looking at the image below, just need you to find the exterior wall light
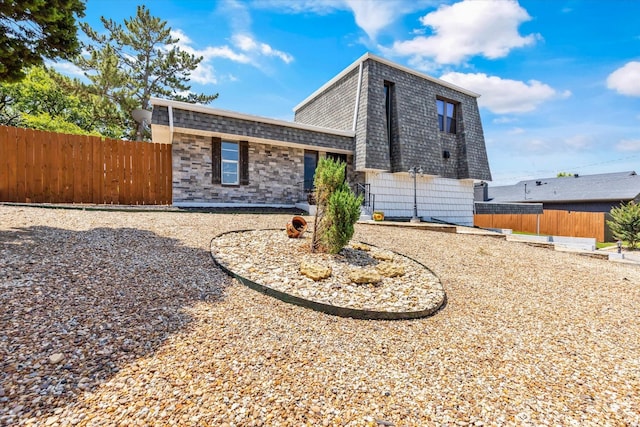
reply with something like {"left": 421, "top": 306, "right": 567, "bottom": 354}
{"left": 408, "top": 166, "right": 423, "bottom": 223}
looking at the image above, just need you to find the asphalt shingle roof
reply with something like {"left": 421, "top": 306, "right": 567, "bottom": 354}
{"left": 488, "top": 171, "right": 640, "bottom": 203}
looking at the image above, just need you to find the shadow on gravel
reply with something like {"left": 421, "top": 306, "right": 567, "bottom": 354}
{"left": 0, "top": 226, "right": 231, "bottom": 424}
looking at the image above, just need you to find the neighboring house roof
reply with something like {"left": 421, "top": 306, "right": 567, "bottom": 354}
{"left": 488, "top": 171, "right": 640, "bottom": 203}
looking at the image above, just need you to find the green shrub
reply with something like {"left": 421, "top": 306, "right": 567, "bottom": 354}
{"left": 311, "top": 157, "right": 362, "bottom": 253}
{"left": 323, "top": 185, "right": 363, "bottom": 253}
{"left": 607, "top": 201, "right": 640, "bottom": 249}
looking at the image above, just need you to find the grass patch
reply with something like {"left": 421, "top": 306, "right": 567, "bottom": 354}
{"left": 596, "top": 242, "right": 618, "bottom": 250}
{"left": 512, "top": 230, "right": 548, "bottom": 236}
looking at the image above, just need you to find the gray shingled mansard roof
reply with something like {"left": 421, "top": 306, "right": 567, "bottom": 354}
{"left": 488, "top": 171, "right": 640, "bottom": 203}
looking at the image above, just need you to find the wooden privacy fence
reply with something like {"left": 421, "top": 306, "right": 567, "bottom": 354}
{"left": 0, "top": 126, "right": 172, "bottom": 205}
{"left": 474, "top": 210, "right": 610, "bottom": 242}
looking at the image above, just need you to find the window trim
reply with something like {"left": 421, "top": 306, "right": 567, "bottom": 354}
{"left": 221, "top": 141, "right": 239, "bottom": 185}
{"left": 384, "top": 81, "right": 394, "bottom": 146}
{"left": 437, "top": 98, "right": 458, "bottom": 134}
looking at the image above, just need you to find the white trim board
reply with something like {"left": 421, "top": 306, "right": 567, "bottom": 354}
{"left": 152, "top": 124, "right": 353, "bottom": 155}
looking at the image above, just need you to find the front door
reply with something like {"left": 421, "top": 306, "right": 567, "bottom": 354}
{"left": 304, "top": 151, "right": 318, "bottom": 191}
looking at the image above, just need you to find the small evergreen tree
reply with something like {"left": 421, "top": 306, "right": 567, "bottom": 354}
{"left": 311, "top": 157, "right": 362, "bottom": 254}
{"left": 607, "top": 201, "right": 640, "bottom": 249}
{"left": 324, "top": 186, "right": 362, "bottom": 253}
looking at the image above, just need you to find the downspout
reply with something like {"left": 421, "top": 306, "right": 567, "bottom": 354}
{"left": 352, "top": 60, "right": 366, "bottom": 214}
{"left": 168, "top": 104, "right": 174, "bottom": 142}
{"left": 352, "top": 60, "right": 363, "bottom": 132}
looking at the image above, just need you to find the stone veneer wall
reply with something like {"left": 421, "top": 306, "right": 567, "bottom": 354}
{"left": 360, "top": 60, "right": 490, "bottom": 180}
{"left": 294, "top": 67, "right": 360, "bottom": 131}
{"left": 366, "top": 172, "right": 475, "bottom": 226}
{"left": 292, "top": 57, "right": 491, "bottom": 181}
{"left": 172, "top": 132, "right": 305, "bottom": 205}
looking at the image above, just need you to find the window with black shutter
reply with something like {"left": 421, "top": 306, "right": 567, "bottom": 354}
{"left": 212, "top": 137, "right": 221, "bottom": 184}
{"left": 212, "top": 137, "right": 249, "bottom": 185}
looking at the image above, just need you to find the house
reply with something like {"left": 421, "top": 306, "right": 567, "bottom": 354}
{"left": 477, "top": 171, "right": 640, "bottom": 213}
{"left": 150, "top": 52, "right": 492, "bottom": 225}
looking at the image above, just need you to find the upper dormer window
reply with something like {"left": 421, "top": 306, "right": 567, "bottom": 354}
{"left": 437, "top": 98, "right": 457, "bottom": 134}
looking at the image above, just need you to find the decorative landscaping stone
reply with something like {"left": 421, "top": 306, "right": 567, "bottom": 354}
{"left": 375, "top": 261, "right": 405, "bottom": 278}
{"left": 350, "top": 242, "right": 371, "bottom": 251}
{"left": 211, "top": 230, "right": 443, "bottom": 313}
{"left": 48, "top": 353, "right": 65, "bottom": 365}
{"left": 299, "top": 261, "right": 332, "bottom": 281}
{"left": 348, "top": 268, "right": 382, "bottom": 285}
{"left": 372, "top": 251, "right": 394, "bottom": 261}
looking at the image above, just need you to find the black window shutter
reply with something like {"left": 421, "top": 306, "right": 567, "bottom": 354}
{"left": 212, "top": 137, "right": 221, "bottom": 184}
{"left": 239, "top": 141, "right": 249, "bottom": 185}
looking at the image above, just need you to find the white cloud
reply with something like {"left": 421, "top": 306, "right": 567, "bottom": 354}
{"left": 189, "top": 63, "right": 218, "bottom": 85}
{"left": 616, "top": 139, "right": 640, "bottom": 152}
{"left": 525, "top": 138, "right": 551, "bottom": 153}
{"left": 493, "top": 116, "right": 517, "bottom": 124}
{"left": 508, "top": 127, "right": 525, "bottom": 135}
{"left": 345, "top": 0, "right": 424, "bottom": 40}
{"left": 606, "top": 61, "right": 640, "bottom": 96}
{"left": 172, "top": 30, "right": 252, "bottom": 64}
{"left": 440, "top": 72, "right": 566, "bottom": 114}
{"left": 390, "top": 0, "right": 539, "bottom": 65}
{"left": 47, "top": 61, "right": 85, "bottom": 78}
{"left": 253, "top": 0, "right": 432, "bottom": 40}
{"left": 169, "top": 27, "right": 293, "bottom": 86}
{"left": 251, "top": 0, "right": 343, "bottom": 15}
{"left": 563, "top": 134, "right": 592, "bottom": 150}
{"left": 232, "top": 34, "right": 293, "bottom": 63}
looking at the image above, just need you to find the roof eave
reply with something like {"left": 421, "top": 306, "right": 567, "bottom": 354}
{"left": 292, "top": 52, "right": 481, "bottom": 113}
{"left": 150, "top": 97, "right": 355, "bottom": 138}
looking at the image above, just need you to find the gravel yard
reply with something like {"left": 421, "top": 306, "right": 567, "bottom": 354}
{"left": 1, "top": 205, "right": 639, "bottom": 426}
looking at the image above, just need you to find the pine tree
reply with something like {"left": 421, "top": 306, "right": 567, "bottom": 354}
{"left": 75, "top": 5, "right": 218, "bottom": 140}
{"left": 607, "top": 201, "right": 640, "bottom": 249}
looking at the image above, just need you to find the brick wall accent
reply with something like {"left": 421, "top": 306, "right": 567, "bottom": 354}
{"left": 172, "top": 132, "right": 304, "bottom": 205}
{"left": 172, "top": 132, "right": 358, "bottom": 206}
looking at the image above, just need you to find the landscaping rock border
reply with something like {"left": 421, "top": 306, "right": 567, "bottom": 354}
{"left": 210, "top": 229, "right": 446, "bottom": 320}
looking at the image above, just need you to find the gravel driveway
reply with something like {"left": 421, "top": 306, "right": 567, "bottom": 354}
{"left": 1, "top": 205, "right": 638, "bottom": 426}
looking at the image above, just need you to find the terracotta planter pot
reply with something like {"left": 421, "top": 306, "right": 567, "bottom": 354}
{"left": 286, "top": 216, "right": 308, "bottom": 238}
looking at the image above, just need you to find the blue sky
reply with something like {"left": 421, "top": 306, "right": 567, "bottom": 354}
{"left": 61, "top": 0, "right": 640, "bottom": 185}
